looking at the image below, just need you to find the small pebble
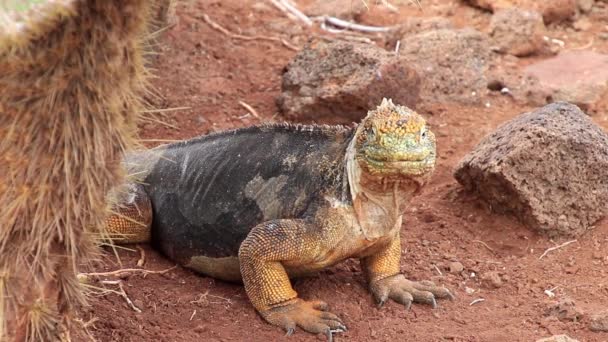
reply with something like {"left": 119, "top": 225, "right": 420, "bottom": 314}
{"left": 481, "top": 271, "right": 503, "bottom": 289}
{"left": 590, "top": 310, "right": 608, "bottom": 332}
{"left": 449, "top": 261, "right": 464, "bottom": 273}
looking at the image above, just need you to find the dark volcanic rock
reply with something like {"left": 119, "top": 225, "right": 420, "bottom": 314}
{"left": 489, "top": 8, "right": 546, "bottom": 57}
{"left": 463, "top": 0, "right": 577, "bottom": 24}
{"left": 455, "top": 102, "right": 608, "bottom": 237}
{"left": 385, "top": 16, "right": 454, "bottom": 48}
{"left": 277, "top": 40, "right": 420, "bottom": 124}
{"left": 397, "top": 28, "right": 491, "bottom": 104}
{"left": 589, "top": 310, "right": 608, "bottom": 332}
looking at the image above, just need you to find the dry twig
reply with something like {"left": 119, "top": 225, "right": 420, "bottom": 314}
{"left": 98, "top": 280, "right": 142, "bottom": 313}
{"left": 432, "top": 264, "right": 443, "bottom": 276}
{"left": 469, "top": 298, "right": 485, "bottom": 306}
{"left": 136, "top": 245, "right": 146, "bottom": 267}
{"left": 473, "top": 240, "right": 496, "bottom": 254}
{"left": 269, "top": 0, "right": 313, "bottom": 26}
{"left": 191, "top": 289, "right": 233, "bottom": 306}
{"left": 539, "top": 240, "right": 577, "bottom": 259}
{"left": 202, "top": 14, "right": 298, "bottom": 51}
{"left": 319, "top": 16, "right": 391, "bottom": 33}
{"left": 238, "top": 100, "right": 261, "bottom": 119}
{"left": 79, "top": 265, "right": 176, "bottom": 279}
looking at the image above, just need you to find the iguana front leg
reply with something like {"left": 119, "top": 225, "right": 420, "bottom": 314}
{"left": 238, "top": 219, "right": 347, "bottom": 337}
{"left": 361, "top": 233, "right": 454, "bottom": 309}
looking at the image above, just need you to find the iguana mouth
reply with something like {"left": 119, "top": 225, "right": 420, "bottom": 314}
{"left": 363, "top": 157, "right": 435, "bottom": 176}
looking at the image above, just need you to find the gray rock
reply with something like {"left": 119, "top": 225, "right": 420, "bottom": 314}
{"left": 454, "top": 102, "right": 608, "bottom": 237}
{"left": 449, "top": 261, "right": 464, "bottom": 273}
{"left": 397, "top": 28, "right": 491, "bottom": 104}
{"left": 577, "top": 0, "right": 595, "bottom": 13}
{"left": 463, "top": 0, "right": 577, "bottom": 23}
{"left": 489, "top": 8, "right": 546, "bottom": 57}
{"left": 536, "top": 335, "right": 579, "bottom": 342}
{"left": 481, "top": 271, "right": 503, "bottom": 288}
{"left": 385, "top": 16, "right": 454, "bottom": 48}
{"left": 589, "top": 310, "right": 608, "bottom": 332}
{"left": 277, "top": 40, "right": 420, "bottom": 123}
{"left": 545, "top": 298, "right": 584, "bottom": 322}
{"left": 524, "top": 51, "right": 608, "bottom": 110}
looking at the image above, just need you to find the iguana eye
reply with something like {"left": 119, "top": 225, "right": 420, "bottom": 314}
{"left": 367, "top": 126, "right": 376, "bottom": 136}
{"left": 420, "top": 128, "right": 427, "bottom": 139}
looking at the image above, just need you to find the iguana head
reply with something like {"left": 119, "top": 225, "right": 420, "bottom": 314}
{"left": 353, "top": 98, "right": 436, "bottom": 183}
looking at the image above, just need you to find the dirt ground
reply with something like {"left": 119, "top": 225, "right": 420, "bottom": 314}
{"left": 77, "top": 1, "right": 608, "bottom": 341}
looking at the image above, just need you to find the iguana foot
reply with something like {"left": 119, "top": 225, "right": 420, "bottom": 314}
{"left": 261, "top": 299, "right": 347, "bottom": 339}
{"left": 371, "top": 274, "right": 454, "bottom": 309}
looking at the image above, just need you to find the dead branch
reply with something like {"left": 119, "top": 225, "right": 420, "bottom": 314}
{"left": 202, "top": 14, "right": 298, "bottom": 51}
{"left": 319, "top": 15, "right": 391, "bottom": 33}
{"left": 539, "top": 239, "right": 577, "bottom": 259}
{"left": 473, "top": 240, "right": 496, "bottom": 254}
{"left": 136, "top": 245, "right": 146, "bottom": 267}
{"left": 469, "top": 298, "right": 485, "bottom": 306}
{"left": 79, "top": 265, "right": 176, "bottom": 280}
{"left": 238, "top": 100, "right": 261, "bottom": 119}
{"left": 99, "top": 280, "right": 142, "bottom": 313}
{"left": 269, "top": 0, "right": 313, "bottom": 26}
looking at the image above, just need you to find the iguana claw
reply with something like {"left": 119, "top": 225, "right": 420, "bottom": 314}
{"left": 371, "top": 274, "right": 452, "bottom": 310}
{"left": 262, "top": 299, "right": 346, "bottom": 339}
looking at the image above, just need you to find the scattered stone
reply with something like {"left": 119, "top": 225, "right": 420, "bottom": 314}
{"left": 481, "top": 271, "right": 503, "bottom": 288}
{"left": 277, "top": 40, "right": 420, "bottom": 123}
{"left": 463, "top": 0, "right": 577, "bottom": 24}
{"left": 454, "top": 102, "right": 608, "bottom": 237}
{"left": 573, "top": 17, "right": 593, "bottom": 31}
{"left": 545, "top": 298, "right": 584, "bottom": 322}
{"left": 397, "top": 28, "right": 491, "bottom": 104}
{"left": 303, "top": 0, "right": 366, "bottom": 20}
{"left": 524, "top": 51, "right": 608, "bottom": 110}
{"left": 589, "top": 310, "right": 608, "bottom": 332}
{"left": 489, "top": 8, "right": 546, "bottom": 56}
{"left": 577, "top": 0, "right": 595, "bottom": 13}
{"left": 449, "top": 261, "right": 464, "bottom": 273}
{"left": 536, "top": 335, "right": 580, "bottom": 342}
{"left": 385, "top": 16, "right": 454, "bottom": 48}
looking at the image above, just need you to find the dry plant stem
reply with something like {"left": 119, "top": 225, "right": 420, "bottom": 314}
{"left": 202, "top": 14, "right": 298, "bottom": 51}
{"left": 539, "top": 240, "right": 577, "bottom": 259}
{"left": 141, "top": 106, "right": 191, "bottom": 113}
{"left": 320, "top": 16, "right": 391, "bottom": 33}
{"left": 99, "top": 280, "right": 142, "bottom": 313}
{"left": 470, "top": 298, "right": 485, "bottom": 306}
{"left": 136, "top": 245, "right": 146, "bottom": 267}
{"left": 270, "top": 0, "right": 313, "bottom": 26}
{"left": 79, "top": 265, "right": 176, "bottom": 279}
{"left": 473, "top": 240, "right": 495, "bottom": 254}
{"left": 238, "top": 101, "right": 261, "bottom": 119}
{"left": 319, "top": 34, "right": 374, "bottom": 44}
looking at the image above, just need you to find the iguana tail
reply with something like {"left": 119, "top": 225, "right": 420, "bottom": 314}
{"left": 105, "top": 182, "right": 153, "bottom": 244}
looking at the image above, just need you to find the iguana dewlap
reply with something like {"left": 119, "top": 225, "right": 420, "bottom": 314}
{"left": 106, "top": 98, "right": 453, "bottom": 339}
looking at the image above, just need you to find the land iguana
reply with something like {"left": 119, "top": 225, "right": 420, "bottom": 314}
{"left": 105, "top": 98, "right": 453, "bottom": 339}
